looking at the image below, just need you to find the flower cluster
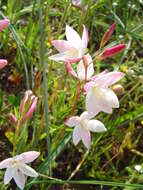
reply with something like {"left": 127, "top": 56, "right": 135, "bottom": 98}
{"left": 49, "top": 24, "right": 125, "bottom": 150}
{"left": 0, "top": 20, "right": 39, "bottom": 189}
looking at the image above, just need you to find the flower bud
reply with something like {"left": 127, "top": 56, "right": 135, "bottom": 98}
{"left": 10, "top": 113, "right": 18, "bottom": 124}
{"left": 20, "top": 90, "right": 38, "bottom": 123}
{"left": 0, "top": 59, "right": 7, "bottom": 69}
{"left": 112, "top": 84, "right": 125, "bottom": 96}
{"left": 101, "top": 44, "right": 126, "bottom": 59}
{"left": 0, "top": 19, "right": 10, "bottom": 30}
{"left": 100, "top": 23, "right": 115, "bottom": 48}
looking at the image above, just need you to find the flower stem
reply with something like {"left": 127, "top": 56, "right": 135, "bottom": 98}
{"left": 37, "top": 0, "right": 51, "bottom": 175}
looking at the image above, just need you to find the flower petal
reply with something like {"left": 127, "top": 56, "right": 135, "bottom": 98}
{"left": 13, "top": 170, "right": 25, "bottom": 190}
{"left": 87, "top": 120, "right": 107, "bottom": 132}
{"left": 66, "top": 25, "right": 81, "bottom": 49}
{"left": 4, "top": 167, "right": 13, "bottom": 185}
{"left": 77, "top": 54, "right": 94, "bottom": 81}
{"left": 72, "top": 126, "right": 81, "bottom": 145}
{"left": 86, "top": 87, "right": 112, "bottom": 117}
{"left": 80, "top": 111, "right": 90, "bottom": 120}
{"left": 19, "top": 163, "right": 38, "bottom": 177}
{"left": 20, "top": 151, "right": 40, "bottom": 164}
{"left": 93, "top": 71, "right": 125, "bottom": 88}
{"left": 81, "top": 25, "right": 88, "bottom": 54}
{"left": 66, "top": 62, "right": 78, "bottom": 78}
{"left": 65, "top": 116, "right": 79, "bottom": 127}
{"left": 51, "top": 40, "right": 72, "bottom": 53}
{"left": 49, "top": 52, "right": 67, "bottom": 61}
{"left": 0, "top": 158, "right": 12, "bottom": 169}
{"left": 80, "top": 127, "right": 91, "bottom": 150}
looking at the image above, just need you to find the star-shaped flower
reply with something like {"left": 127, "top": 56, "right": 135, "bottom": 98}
{"left": 0, "top": 151, "right": 40, "bottom": 190}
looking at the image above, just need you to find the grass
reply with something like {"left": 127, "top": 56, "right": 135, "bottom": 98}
{"left": 0, "top": 0, "right": 143, "bottom": 189}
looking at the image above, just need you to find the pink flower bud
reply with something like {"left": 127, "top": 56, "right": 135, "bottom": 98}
{"left": 20, "top": 90, "right": 32, "bottom": 115}
{"left": 100, "top": 23, "right": 115, "bottom": 48}
{"left": 0, "top": 19, "right": 10, "bottom": 30}
{"left": 10, "top": 113, "right": 18, "bottom": 124}
{"left": 102, "top": 44, "right": 126, "bottom": 59}
{"left": 0, "top": 59, "right": 7, "bottom": 69}
{"left": 23, "top": 96, "right": 38, "bottom": 123}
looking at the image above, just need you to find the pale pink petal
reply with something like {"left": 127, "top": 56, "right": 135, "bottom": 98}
{"left": 0, "top": 158, "right": 12, "bottom": 169}
{"left": 77, "top": 60, "right": 86, "bottom": 80}
{"left": 49, "top": 52, "right": 67, "bottom": 61}
{"left": 13, "top": 170, "right": 25, "bottom": 190}
{"left": 80, "top": 127, "right": 91, "bottom": 150}
{"left": 104, "top": 88, "right": 119, "bottom": 108}
{"left": 81, "top": 25, "right": 88, "bottom": 54}
{"left": 86, "top": 87, "right": 112, "bottom": 117}
{"left": 66, "top": 25, "right": 81, "bottom": 49}
{"left": 93, "top": 71, "right": 125, "bottom": 88}
{"left": 87, "top": 120, "right": 107, "bottom": 132}
{"left": 19, "top": 163, "right": 38, "bottom": 177}
{"left": 4, "top": 167, "right": 13, "bottom": 185}
{"left": 23, "top": 97, "right": 37, "bottom": 122}
{"left": 51, "top": 40, "right": 73, "bottom": 53}
{"left": 65, "top": 116, "right": 79, "bottom": 127}
{"left": 91, "top": 70, "right": 107, "bottom": 81}
{"left": 83, "top": 81, "right": 95, "bottom": 93}
{"left": 72, "top": 126, "right": 81, "bottom": 145}
{"left": 20, "top": 151, "right": 40, "bottom": 164}
{"left": 80, "top": 111, "right": 89, "bottom": 120}
{"left": 66, "top": 62, "right": 78, "bottom": 78}
{"left": 0, "top": 19, "right": 9, "bottom": 30}
{"left": 0, "top": 59, "right": 7, "bottom": 69}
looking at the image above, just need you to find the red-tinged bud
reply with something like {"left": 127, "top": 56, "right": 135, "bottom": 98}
{"left": 100, "top": 23, "right": 115, "bottom": 48}
{"left": 10, "top": 113, "right": 18, "bottom": 124}
{"left": 102, "top": 44, "right": 126, "bottom": 59}
{"left": 23, "top": 96, "right": 37, "bottom": 123}
{"left": 0, "top": 19, "right": 10, "bottom": 30}
{"left": 0, "top": 59, "right": 7, "bottom": 69}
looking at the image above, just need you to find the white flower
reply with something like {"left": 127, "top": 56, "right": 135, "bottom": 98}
{"left": 49, "top": 25, "right": 88, "bottom": 62}
{"left": 66, "top": 112, "right": 106, "bottom": 150}
{"left": 84, "top": 71, "right": 125, "bottom": 117}
{"left": 0, "top": 151, "right": 40, "bottom": 190}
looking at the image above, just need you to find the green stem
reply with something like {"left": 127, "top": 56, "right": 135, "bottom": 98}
{"left": 37, "top": 0, "right": 51, "bottom": 175}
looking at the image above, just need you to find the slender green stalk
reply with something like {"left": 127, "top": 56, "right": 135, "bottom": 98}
{"left": 37, "top": 0, "right": 51, "bottom": 174}
{"left": 26, "top": 179, "right": 143, "bottom": 189}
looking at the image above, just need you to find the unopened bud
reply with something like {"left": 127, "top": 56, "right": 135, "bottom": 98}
{"left": 112, "top": 84, "right": 125, "bottom": 96}
{"left": 10, "top": 113, "right": 18, "bottom": 124}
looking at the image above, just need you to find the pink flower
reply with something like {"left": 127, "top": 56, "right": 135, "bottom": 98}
{"left": 101, "top": 44, "right": 126, "bottom": 59}
{"left": 0, "top": 19, "right": 10, "bottom": 30}
{"left": 84, "top": 71, "right": 125, "bottom": 117}
{"left": 66, "top": 54, "right": 94, "bottom": 81}
{"left": 0, "top": 59, "right": 7, "bottom": 69}
{"left": 0, "top": 151, "right": 40, "bottom": 190}
{"left": 49, "top": 25, "right": 88, "bottom": 62}
{"left": 66, "top": 112, "right": 106, "bottom": 150}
